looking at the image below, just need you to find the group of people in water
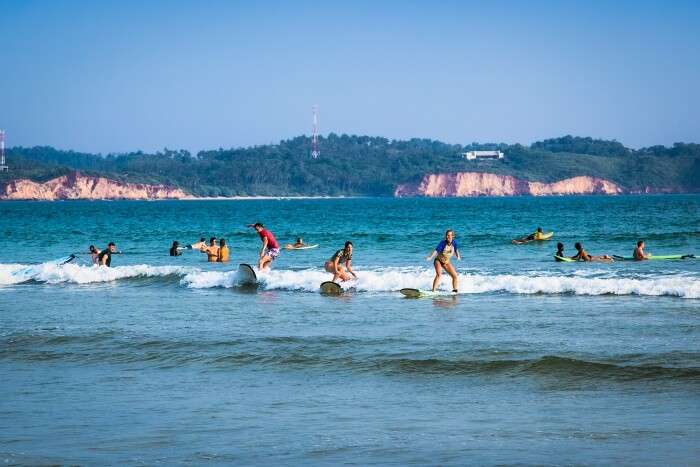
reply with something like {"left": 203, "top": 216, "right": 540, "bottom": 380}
{"left": 555, "top": 239, "right": 651, "bottom": 262}
{"left": 87, "top": 224, "right": 659, "bottom": 293}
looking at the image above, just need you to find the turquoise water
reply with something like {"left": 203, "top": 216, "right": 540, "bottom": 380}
{"left": 1, "top": 196, "right": 699, "bottom": 465}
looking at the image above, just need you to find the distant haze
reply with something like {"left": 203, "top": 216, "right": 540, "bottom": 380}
{"left": 1, "top": 0, "right": 699, "bottom": 153}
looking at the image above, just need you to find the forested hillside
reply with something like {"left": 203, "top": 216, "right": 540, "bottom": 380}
{"left": 1, "top": 135, "right": 698, "bottom": 196}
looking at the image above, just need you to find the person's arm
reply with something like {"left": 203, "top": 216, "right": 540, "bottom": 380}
{"left": 99, "top": 254, "right": 108, "bottom": 266}
{"left": 455, "top": 242, "right": 461, "bottom": 260}
{"left": 260, "top": 237, "right": 268, "bottom": 258}
{"left": 427, "top": 241, "right": 441, "bottom": 261}
{"left": 345, "top": 259, "right": 357, "bottom": 278}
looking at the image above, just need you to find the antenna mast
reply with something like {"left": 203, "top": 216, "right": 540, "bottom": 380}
{"left": 311, "top": 105, "right": 320, "bottom": 158}
{"left": 0, "top": 130, "right": 7, "bottom": 172}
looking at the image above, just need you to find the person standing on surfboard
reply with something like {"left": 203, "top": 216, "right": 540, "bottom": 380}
{"left": 325, "top": 241, "right": 356, "bottom": 282}
{"left": 250, "top": 222, "right": 280, "bottom": 271}
{"left": 426, "top": 230, "right": 461, "bottom": 292}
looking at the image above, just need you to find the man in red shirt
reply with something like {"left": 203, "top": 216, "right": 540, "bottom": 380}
{"left": 250, "top": 222, "right": 280, "bottom": 271}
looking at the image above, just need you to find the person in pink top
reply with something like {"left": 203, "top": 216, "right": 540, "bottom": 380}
{"left": 249, "top": 222, "right": 280, "bottom": 271}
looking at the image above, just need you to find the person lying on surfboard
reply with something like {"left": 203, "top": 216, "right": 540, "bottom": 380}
{"left": 285, "top": 237, "right": 307, "bottom": 249}
{"left": 325, "top": 241, "right": 356, "bottom": 282}
{"left": 633, "top": 240, "right": 651, "bottom": 260}
{"left": 426, "top": 229, "right": 461, "bottom": 292}
{"left": 571, "top": 242, "right": 613, "bottom": 262}
{"left": 513, "top": 227, "right": 547, "bottom": 244}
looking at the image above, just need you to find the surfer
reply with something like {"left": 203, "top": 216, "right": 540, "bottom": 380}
{"left": 513, "top": 227, "right": 546, "bottom": 244}
{"left": 426, "top": 229, "right": 461, "bottom": 292}
{"left": 325, "top": 241, "right": 356, "bottom": 282}
{"left": 88, "top": 245, "right": 100, "bottom": 264}
{"left": 200, "top": 237, "right": 219, "bottom": 262}
{"left": 286, "top": 237, "right": 306, "bottom": 249}
{"left": 98, "top": 242, "right": 118, "bottom": 267}
{"left": 169, "top": 241, "right": 181, "bottom": 256}
{"left": 218, "top": 238, "right": 230, "bottom": 262}
{"left": 572, "top": 242, "right": 613, "bottom": 262}
{"left": 554, "top": 242, "right": 565, "bottom": 260}
{"left": 633, "top": 240, "right": 651, "bottom": 260}
{"left": 249, "top": 222, "right": 280, "bottom": 271}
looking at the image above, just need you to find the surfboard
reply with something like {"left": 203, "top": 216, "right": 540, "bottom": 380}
{"left": 237, "top": 263, "right": 258, "bottom": 285}
{"left": 554, "top": 255, "right": 575, "bottom": 262}
{"left": 399, "top": 288, "right": 457, "bottom": 298}
{"left": 11, "top": 254, "right": 76, "bottom": 278}
{"left": 320, "top": 281, "right": 343, "bottom": 295}
{"left": 284, "top": 244, "right": 319, "bottom": 250}
{"left": 612, "top": 254, "right": 695, "bottom": 261}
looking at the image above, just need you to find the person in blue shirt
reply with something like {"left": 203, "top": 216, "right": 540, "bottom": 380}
{"left": 426, "top": 229, "right": 461, "bottom": 292}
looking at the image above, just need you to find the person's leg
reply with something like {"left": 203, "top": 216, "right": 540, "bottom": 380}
{"left": 432, "top": 261, "right": 443, "bottom": 291}
{"left": 334, "top": 265, "right": 346, "bottom": 282}
{"left": 260, "top": 255, "right": 272, "bottom": 270}
{"left": 444, "top": 263, "right": 459, "bottom": 292}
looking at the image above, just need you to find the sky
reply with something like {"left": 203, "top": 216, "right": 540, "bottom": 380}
{"left": 1, "top": 0, "right": 699, "bottom": 153}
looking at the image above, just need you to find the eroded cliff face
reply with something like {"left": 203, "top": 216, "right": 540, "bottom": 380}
{"left": 394, "top": 172, "right": 624, "bottom": 197}
{"left": 0, "top": 173, "right": 191, "bottom": 200}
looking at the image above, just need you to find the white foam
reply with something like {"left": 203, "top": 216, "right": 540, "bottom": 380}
{"left": 182, "top": 266, "right": 700, "bottom": 299}
{"left": 0, "top": 262, "right": 196, "bottom": 285}
{"left": 1, "top": 262, "right": 698, "bottom": 298}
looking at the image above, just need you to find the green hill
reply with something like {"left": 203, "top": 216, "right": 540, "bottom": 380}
{"left": 1, "top": 135, "right": 698, "bottom": 196}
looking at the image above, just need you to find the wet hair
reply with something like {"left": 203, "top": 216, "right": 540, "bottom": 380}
{"left": 89, "top": 245, "right": 97, "bottom": 253}
{"left": 209, "top": 237, "right": 216, "bottom": 244}
{"left": 200, "top": 237, "right": 205, "bottom": 242}
{"left": 172, "top": 241, "right": 179, "bottom": 247}
{"left": 574, "top": 242, "right": 582, "bottom": 250}
{"left": 344, "top": 241, "right": 353, "bottom": 251}
{"left": 537, "top": 227, "right": 542, "bottom": 232}
{"left": 108, "top": 242, "right": 115, "bottom": 247}
{"left": 254, "top": 222, "right": 264, "bottom": 229}
{"left": 557, "top": 242, "right": 564, "bottom": 250}
{"left": 445, "top": 229, "right": 454, "bottom": 237}
{"left": 296, "top": 237, "right": 302, "bottom": 243}
{"left": 220, "top": 239, "right": 226, "bottom": 247}
{"left": 637, "top": 240, "right": 644, "bottom": 247}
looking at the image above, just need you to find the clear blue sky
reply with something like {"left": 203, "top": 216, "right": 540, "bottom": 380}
{"left": 1, "top": 0, "right": 699, "bottom": 153}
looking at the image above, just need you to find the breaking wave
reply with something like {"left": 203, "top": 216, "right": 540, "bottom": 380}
{"left": 1, "top": 262, "right": 698, "bottom": 298}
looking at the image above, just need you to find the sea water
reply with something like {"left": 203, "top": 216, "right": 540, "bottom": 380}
{"left": 0, "top": 196, "right": 698, "bottom": 465}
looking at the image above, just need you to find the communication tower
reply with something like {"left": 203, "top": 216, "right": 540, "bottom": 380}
{"left": 311, "top": 106, "right": 320, "bottom": 158}
{"left": 0, "top": 130, "right": 8, "bottom": 172}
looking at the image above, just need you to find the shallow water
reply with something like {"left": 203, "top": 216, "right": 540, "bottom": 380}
{"left": 1, "top": 196, "right": 698, "bottom": 465}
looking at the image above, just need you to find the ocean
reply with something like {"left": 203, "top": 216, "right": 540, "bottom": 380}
{"left": 1, "top": 195, "right": 698, "bottom": 465}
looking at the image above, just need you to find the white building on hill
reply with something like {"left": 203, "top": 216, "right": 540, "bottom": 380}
{"left": 461, "top": 150, "right": 504, "bottom": 161}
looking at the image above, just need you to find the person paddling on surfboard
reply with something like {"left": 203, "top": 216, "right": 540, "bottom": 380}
{"left": 325, "top": 241, "right": 356, "bottom": 282}
{"left": 249, "top": 222, "right": 280, "bottom": 271}
{"left": 513, "top": 227, "right": 547, "bottom": 244}
{"left": 571, "top": 242, "right": 613, "bottom": 262}
{"left": 286, "top": 237, "right": 306, "bottom": 249}
{"left": 426, "top": 230, "right": 461, "bottom": 292}
{"left": 633, "top": 240, "right": 651, "bottom": 260}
